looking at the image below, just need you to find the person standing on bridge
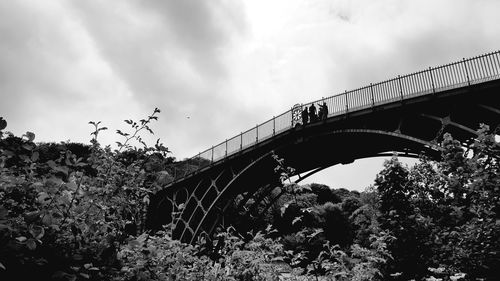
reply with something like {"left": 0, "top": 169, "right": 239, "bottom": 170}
{"left": 301, "top": 106, "right": 309, "bottom": 125}
{"left": 309, "top": 103, "right": 317, "bottom": 122}
{"left": 318, "top": 103, "right": 324, "bottom": 120}
{"left": 320, "top": 102, "right": 328, "bottom": 120}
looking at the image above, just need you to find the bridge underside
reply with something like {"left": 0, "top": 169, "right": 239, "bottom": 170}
{"left": 147, "top": 79, "right": 500, "bottom": 244}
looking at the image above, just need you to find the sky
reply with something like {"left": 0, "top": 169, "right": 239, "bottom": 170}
{"left": 1, "top": 0, "right": 499, "bottom": 191}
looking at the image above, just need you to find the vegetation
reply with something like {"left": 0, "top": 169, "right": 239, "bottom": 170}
{"left": 0, "top": 112, "right": 498, "bottom": 280}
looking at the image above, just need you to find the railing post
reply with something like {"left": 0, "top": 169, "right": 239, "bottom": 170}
{"left": 344, "top": 90, "right": 348, "bottom": 114}
{"left": 370, "top": 83, "right": 374, "bottom": 107}
{"left": 255, "top": 125, "right": 258, "bottom": 144}
{"left": 225, "top": 140, "right": 228, "bottom": 157}
{"left": 463, "top": 58, "right": 470, "bottom": 86}
{"left": 495, "top": 52, "right": 500, "bottom": 76}
{"left": 398, "top": 75, "right": 403, "bottom": 100}
{"left": 273, "top": 116, "right": 275, "bottom": 136}
{"left": 428, "top": 67, "right": 435, "bottom": 94}
{"left": 211, "top": 146, "right": 214, "bottom": 163}
{"left": 240, "top": 132, "right": 243, "bottom": 150}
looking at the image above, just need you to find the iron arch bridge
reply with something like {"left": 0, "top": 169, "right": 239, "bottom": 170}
{"left": 147, "top": 51, "right": 500, "bottom": 244}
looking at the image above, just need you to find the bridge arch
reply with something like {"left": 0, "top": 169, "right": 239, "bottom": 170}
{"left": 146, "top": 51, "right": 500, "bottom": 243}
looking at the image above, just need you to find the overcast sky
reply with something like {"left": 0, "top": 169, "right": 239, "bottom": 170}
{"left": 1, "top": 0, "right": 499, "bottom": 190}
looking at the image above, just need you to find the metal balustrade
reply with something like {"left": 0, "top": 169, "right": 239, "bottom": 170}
{"left": 168, "top": 51, "right": 500, "bottom": 184}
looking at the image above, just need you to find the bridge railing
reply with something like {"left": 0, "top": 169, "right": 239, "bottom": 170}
{"left": 168, "top": 50, "right": 500, "bottom": 182}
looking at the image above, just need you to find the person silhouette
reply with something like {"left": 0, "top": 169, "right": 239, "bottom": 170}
{"left": 321, "top": 102, "right": 328, "bottom": 120}
{"left": 301, "top": 107, "right": 309, "bottom": 125}
{"left": 309, "top": 104, "right": 317, "bottom": 122}
{"left": 318, "top": 103, "right": 324, "bottom": 120}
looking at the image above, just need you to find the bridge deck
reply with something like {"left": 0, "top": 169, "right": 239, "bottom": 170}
{"left": 168, "top": 50, "right": 500, "bottom": 185}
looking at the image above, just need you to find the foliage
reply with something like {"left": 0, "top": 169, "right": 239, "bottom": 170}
{"left": 116, "top": 227, "right": 285, "bottom": 281}
{"left": 346, "top": 186, "right": 381, "bottom": 248}
{"left": 0, "top": 110, "right": 172, "bottom": 280}
{"left": 311, "top": 231, "right": 393, "bottom": 281}
{"left": 375, "top": 126, "right": 500, "bottom": 280}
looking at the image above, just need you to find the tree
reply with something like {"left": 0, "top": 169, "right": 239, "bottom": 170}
{"left": 375, "top": 157, "right": 432, "bottom": 279}
{"left": 375, "top": 126, "right": 500, "bottom": 280}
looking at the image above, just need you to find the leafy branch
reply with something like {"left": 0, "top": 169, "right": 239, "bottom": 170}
{"left": 116, "top": 107, "right": 161, "bottom": 152}
{"left": 88, "top": 121, "right": 108, "bottom": 146}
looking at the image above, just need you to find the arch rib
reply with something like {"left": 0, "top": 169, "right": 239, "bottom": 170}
{"left": 187, "top": 152, "right": 274, "bottom": 244}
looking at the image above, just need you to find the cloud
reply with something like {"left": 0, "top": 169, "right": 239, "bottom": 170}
{"left": 1, "top": 0, "right": 498, "bottom": 166}
{"left": 0, "top": 1, "right": 139, "bottom": 144}
{"left": 0, "top": 0, "right": 251, "bottom": 157}
{"left": 238, "top": 0, "right": 500, "bottom": 99}
{"left": 64, "top": 0, "right": 250, "bottom": 156}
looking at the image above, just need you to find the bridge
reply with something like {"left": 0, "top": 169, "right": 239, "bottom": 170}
{"left": 147, "top": 51, "right": 500, "bottom": 243}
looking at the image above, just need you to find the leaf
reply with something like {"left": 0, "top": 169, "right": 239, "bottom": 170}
{"left": 36, "top": 191, "right": 51, "bottom": 205}
{"left": 26, "top": 238, "right": 37, "bottom": 250}
{"left": 65, "top": 156, "right": 73, "bottom": 166}
{"left": 127, "top": 239, "right": 140, "bottom": 248}
{"left": 307, "top": 229, "right": 324, "bottom": 241}
{"left": 292, "top": 216, "right": 302, "bottom": 226}
{"left": 66, "top": 181, "right": 78, "bottom": 190}
{"left": 24, "top": 211, "right": 40, "bottom": 223}
{"left": 47, "top": 160, "right": 57, "bottom": 169}
{"left": 271, "top": 256, "right": 285, "bottom": 262}
{"left": 42, "top": 214, "right": 56, "bottom": 226}
{"left": 16, "top": 236, "right": 27, "bottom": 242}
{"left": 24, "top": 131, "right": 35, "bottom": 142}
{"left": 29, "top": 225, "right": 45, "bottom": 240}
{"left": 280, "top": 203, "right": 290, "bottom": 216}
{"left": 46, "top": 176, "right": 63, "bottom": 187}
{"left": 47, "top": 161, "right": 69, "bottom": 175}
{"left": 0, "top": 117, "right": 7, "bottom": 130}
{"left": 22, "top": 143, "right": 35, "bottom": 151}
{"left": 19, "top": 154, "right": 30, "bottom": 162}
{"left": 31, "top": 151, "right": 39, "bottom": 162}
